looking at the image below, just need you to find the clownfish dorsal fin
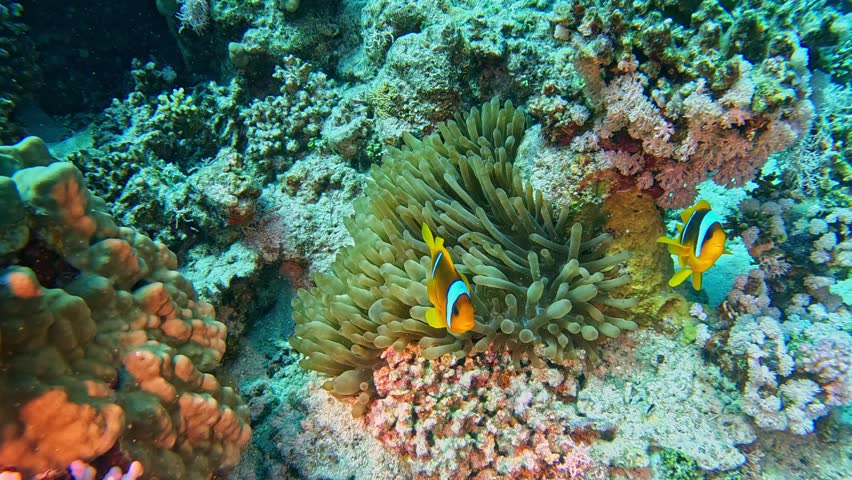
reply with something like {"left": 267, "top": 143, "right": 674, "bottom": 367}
{"left": 434, "top": 235, "right": 445, "bottom": 252}
{"left": 421, "top": 222, "right": 435, "bottom": 252}
{"left": 679, "top": 199, "right": 712, "bottom": 223}
{"left": 693, "top": 199, "right": 712, "bottom": 211}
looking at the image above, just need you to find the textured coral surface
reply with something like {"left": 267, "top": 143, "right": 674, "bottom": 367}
{"left": 0, "top": 137, "right": 250, "bottom": 479}
{"left": 3, "top": 0, "right": 850, "bottom": 478}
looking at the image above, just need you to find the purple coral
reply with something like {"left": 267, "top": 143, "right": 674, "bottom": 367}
{"left": 798, "top": 334, "right": 852, "bottom": 406}
{"left": 714, "top": 271, "right": 852, "bottom": 434}
{"left": 727, "top": 269, "right": 777, "bottom": 318}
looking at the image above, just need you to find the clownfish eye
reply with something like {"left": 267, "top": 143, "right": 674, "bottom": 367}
{"left": 452, "top": 306, "right": 459, "bottom": 316}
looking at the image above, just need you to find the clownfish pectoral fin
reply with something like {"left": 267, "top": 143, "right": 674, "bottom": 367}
{"left": 691, "top": 271, "right": 703, "bottom": 290}
{"left": 425, "top": 307, "right": 444, "bottom": 329}
{"left": 656, "top": 236, "right": 692, "bottom": 257}
{"left": 668, "top": 268, "right": 693, "bottom": 288}
{"left": 656, "top": 236, "right": 681, "bottom": 246}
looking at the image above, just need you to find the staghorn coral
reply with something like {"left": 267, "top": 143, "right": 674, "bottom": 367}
{"left": 0, "top": 137, "right": 251, "bottom": 478}
{"left": 291, "top": 98, "right": 637, "bottom": 415}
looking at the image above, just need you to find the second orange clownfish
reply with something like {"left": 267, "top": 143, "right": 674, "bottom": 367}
{"left": 656, "top": 200, "right": 731, "bottom": 290}
{"left": 421, "top": 223, "right": 475, "bottom": 334}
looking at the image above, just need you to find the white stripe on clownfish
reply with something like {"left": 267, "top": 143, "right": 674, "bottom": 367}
{"left": 445, "top": 279, "right": 470, "bottom": 330}
{"left": 695, "top": 210, "right": 722, "bottom": 258}
{"left": 432, "top": 251, "right": 443, "bottom": 277}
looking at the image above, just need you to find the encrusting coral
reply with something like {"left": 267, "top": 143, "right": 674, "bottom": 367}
{"left": 291, "top": 98, "right": 638, "bottom": 415}
{"left": 0, "top": 137, "right": 251, "bottom": 478}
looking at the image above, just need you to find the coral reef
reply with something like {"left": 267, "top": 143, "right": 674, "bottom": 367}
{"left": 0, "top": 1, "right": 39, "bottom": 143}
{"left": 528, "top": 0, "right": 824, "bottom": 208}
{"left": 367, "top": 345, "right": 599, "bottom": 479}
{"left": 364, "top": 328, "right": 755, "bottom": 478}
{"left": 0, "top": 137, "right": 250, "bottom": 478}
{"left": 238, "top": 342, "right": 409, "bottom": 480}
{"left": 71, "top": 54, "right": 336, "bottom": 250}
{"left": 731, "top": 194, "right": 851, "bottom": 310}
{"left": 241, "top": 55, "right": 338, "bottom": 163}
{"left": 702, "top": 269, "right": 851, "bottom": 435}
{"left": 6, "top": 0, "right": 852, "bottom": 478}
{"left": 291, "top": 98, "right": 639, "bottom": 415}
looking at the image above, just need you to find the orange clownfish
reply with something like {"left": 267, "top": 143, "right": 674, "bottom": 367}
{"left": 656, "top": 200, "right": 731, "bottom": 290}
{"left": 421, "top": 223, "right": 475, "bottom": 334}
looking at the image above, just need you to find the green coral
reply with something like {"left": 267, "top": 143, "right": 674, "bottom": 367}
{"left": 291, "top": 98, "right": 637, "bottom": 415}
{"left": 658, "top": 448, "right": 703, "bottom": 480}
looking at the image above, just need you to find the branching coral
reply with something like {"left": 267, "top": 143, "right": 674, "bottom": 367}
{"left": 731, "top": 195, "right": 851, "bottom": 310}
{"left": 705, "top": 269, "right": 851, "bottom": 435}
{"left": 291, "top": 98, "right": 637, "bottom": 415}
{"left": 241, "top": 55, "right": 337, "bottom": 162}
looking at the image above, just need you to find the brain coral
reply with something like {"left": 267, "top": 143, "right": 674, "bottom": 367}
{"left": 0, "top": 137, "right": 250, "bottom": 478}
{"left": 291, "top": 98, "right": 638, "bottom": 415}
